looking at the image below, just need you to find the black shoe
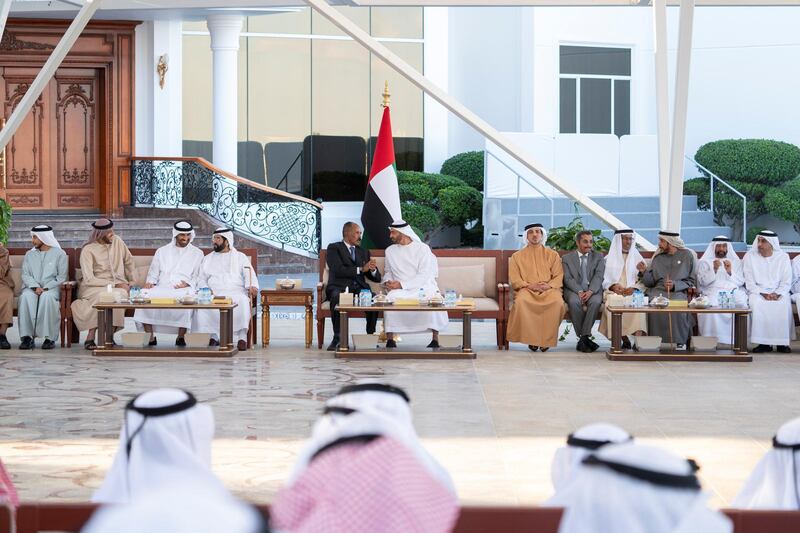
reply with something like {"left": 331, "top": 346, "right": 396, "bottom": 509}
{"left": 326, "top": 339, "right": 340, "bottom": 351}
{"left": 588, "top": 338, "right": 600, "bottom": 351}
{"left": 540, "top": 347, "right": 550, "bottom": 352}
{"left": 752, "top": 344, "right": 772, "bottom": 353}
{"left": 576, "top": 337, "right": 587, "bottom": 352}
{"left": 427, "top": 339, "right": 440, "bottom": 349}
{"left": 209, "top": 338, "right": 220, "bottom": 347}
{"left": 19, "top": 336, "right": 34, "bottom": 350}
{"left": 621, "top": 337, "right": 632, "bottom": 350}
{"left": 148, "top": 337, "right": 157, "bottom": 346}
{"left": 0, "top": 335, "right": 10, "bottom": 350}
{"left": 385, "top": 339, "right": 397, "bottom": 348}
{"left": 777, "top": 345, "right": 792, "bottom": 353}
{"left": 175, "top": 337, "right": 186, "bottom": 347}
{"left": 42, "top": 339, "right": 55, "bottom": 350}
{"left": 528, "top": 345, "right": 539, "bottom": 352}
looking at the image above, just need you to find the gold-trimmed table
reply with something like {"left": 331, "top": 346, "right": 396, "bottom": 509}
{"left": 605, "top": 305, "right": 752, "bottom": 362}
{"left": 93, "top": 301, "right": 238, "bottom": 357}
{"left": 260, "top": 289, "right": 314, "bottom": 348}
{"left": 335, "top": 303, "right": 476, "bottom": 359}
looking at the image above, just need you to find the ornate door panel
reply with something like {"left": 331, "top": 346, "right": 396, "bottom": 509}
{"left": 0, "top": 69, "right": 49, "bottom": 209}
{"left": 53, "top": 69, "right": 99, "bottom": 209}
{"left": 0, "top": 67, "right": 100, "bottom": 210}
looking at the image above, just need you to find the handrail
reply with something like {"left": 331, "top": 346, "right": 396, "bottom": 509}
{"left": 130, "top": 157, "right": 322, "bottom": 257}
{"left": 685, "top": 155, "right": 747, "bottom": 241}
{"left": 131, "top": 156, "right": 322, "bottom": 209}
{"left": 485, "top": 150, "right": 555, "bottom": 233}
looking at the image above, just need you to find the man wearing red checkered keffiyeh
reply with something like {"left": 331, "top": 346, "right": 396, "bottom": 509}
{"left": 271, "top": 383, "right": 458, "bottom": 533}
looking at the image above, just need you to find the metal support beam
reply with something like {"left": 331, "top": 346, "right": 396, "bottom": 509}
{"left": 0, "top": 0, "right": 12, "bottom": 43}
{"left": 652, "top": 0, "right": 670, "bottom": 230}
{"left": 304, "top": 0, "right": 656, "bottom": 250}
{"left": 0, "top": 0, "right": 101, "bottom": 154}
{"left": 666, "top": 0, "right": 695, "bottom": 232}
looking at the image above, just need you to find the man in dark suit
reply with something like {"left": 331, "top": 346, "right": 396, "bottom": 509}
{"left": 562, "top": 230, "right": 605, "bottom": 353}
{"left": 325, "top": 222, "right": 381, "bottom": 351}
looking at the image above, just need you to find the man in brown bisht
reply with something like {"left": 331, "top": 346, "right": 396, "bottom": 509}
{"left": 0, "top": 242, "right": 14, "bottom": 349}
{"left": 506, "top": 223, "right": 564, "bottom": 352}
{"left": 71, "top": 219, "right": 136, "bottom": 349}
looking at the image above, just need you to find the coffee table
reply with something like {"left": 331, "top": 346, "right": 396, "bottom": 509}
{"left": 334, "top": 303, "right": 476, "bottom": 359}
{"left": 605, "top": 305, "right": 752, "bottom": 362}
{"left": 93, "top": 301, "right": 238, "bottom": 357}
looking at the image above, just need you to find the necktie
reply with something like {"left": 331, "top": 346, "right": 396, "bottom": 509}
{"left": 580, "top": 254, "right": 589, "bottom": 289}
{"left": 350, "top": 246, "right": 356, "bottom": 262}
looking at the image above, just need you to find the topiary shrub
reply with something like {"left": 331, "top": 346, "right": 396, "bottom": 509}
{"left": 397, "top": 170, "right": 483, "bottom": 244}
{"left": 440, "top": 151, "right": 484, "bottom": 190}
{"left": 400, "top": 203, "right": 439, "bottom": 240}
{"left": 399, "top": 181, "right": 434, "bottom": 204}
{"left": 695, "top": 139, "right": 800, "bottom": 186}
{"left": 764, "top": 177, "right": 800, "bottom": 236}
{"left": 439, "top": 185, "right": 482, "bottom": 227}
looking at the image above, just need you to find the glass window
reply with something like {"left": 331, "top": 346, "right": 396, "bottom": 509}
{"left": 182, "top": 34, "right": 213, "bottom": 144}
{"left": 247, "top": 9, "right": 311, "bottom": 34}
{"left": 311, "top": 7, "right": 369, "bottom": 37}
{"left": 614, "top": 79, "right": 630, "bottom": 137}
{"left": 579, "top": 78, "right": 611, "bottom": 134}
{"left": 371, "top": 7, "right": 423, "bottom": 39}
{"left": 182, "top": 7, "right": 424, "bottom": 201}
{"left": 560, "top": 45, "right": 631, "bottom": 76}
{"left": 559, "top": 45, "right": 631, "bottom": 136}
{"left": 559, "top": 78, "right": 576, "bottom": 134}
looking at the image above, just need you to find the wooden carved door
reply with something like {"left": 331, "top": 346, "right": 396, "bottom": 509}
{"left": 0, "top": 67, "right": 100, "bottom": 211}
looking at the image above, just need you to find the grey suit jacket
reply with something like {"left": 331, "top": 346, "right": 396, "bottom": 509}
{"left": 562, "top": 249, "right": 605, "bottom": 296}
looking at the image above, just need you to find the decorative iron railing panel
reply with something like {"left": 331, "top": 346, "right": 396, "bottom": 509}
{"left": 131, "top": 159, "right": 321, "bottom": 257}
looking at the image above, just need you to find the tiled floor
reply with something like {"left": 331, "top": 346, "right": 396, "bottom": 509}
{"left": 1, "top": 317, "right": 798, "bottom": 508}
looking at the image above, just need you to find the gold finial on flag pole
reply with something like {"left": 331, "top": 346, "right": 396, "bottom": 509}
{"left": 381, "top": 81, "right": 391, "bottom": 108}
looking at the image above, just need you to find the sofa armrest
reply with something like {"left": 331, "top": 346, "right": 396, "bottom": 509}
{"left": 316, "top": 282, "right": 326, "bottom": 305}
{"left": 500, "top": 283, "right": 510, "bottom": 314}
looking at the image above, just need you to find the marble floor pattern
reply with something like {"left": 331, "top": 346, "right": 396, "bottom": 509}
{"left": 1, "top": 317, "right": 799, "bottom": 509}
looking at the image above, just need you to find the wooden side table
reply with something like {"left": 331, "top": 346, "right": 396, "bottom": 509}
{"left": 261, "top": 289, "right": 314, "bottom": 348}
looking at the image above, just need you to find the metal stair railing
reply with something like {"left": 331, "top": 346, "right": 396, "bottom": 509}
{"left": 685, "top": 154, "right": 747, "bottom": 242}
{"left": 485, "top": 150, "right": 555, "bottom": 238}
{"left": 130, "top": 156, "right": 322, "bottom": 258}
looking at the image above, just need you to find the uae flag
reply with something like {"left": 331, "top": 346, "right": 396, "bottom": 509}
{"left": 361, "top": 106, "right": 402, "bottom": 249}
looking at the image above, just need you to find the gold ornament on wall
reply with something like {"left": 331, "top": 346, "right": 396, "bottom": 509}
{"left": 157, "top": 54, "right": 169, "bottom": 90}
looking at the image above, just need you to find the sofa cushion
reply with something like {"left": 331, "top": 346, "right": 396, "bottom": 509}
{"left": 437, "top": 264, "right": 486, "bottom": 298}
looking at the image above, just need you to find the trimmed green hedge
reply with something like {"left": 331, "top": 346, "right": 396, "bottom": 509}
{"left": 439, "top": 185, "right": 483, "bottom": 227}
{"left": 440, "top": 151, "right": 484, "bottom": 190}
{"left": 695, "top": 139, "right": 800, "bottom": 186}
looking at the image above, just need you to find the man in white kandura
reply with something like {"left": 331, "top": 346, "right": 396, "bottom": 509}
{"left": 790, "top": 253, "right": 800, "bottom": 323}
{"left": 134, "top": 221, "right": 204, "bottom": 347}
{"left": 743, "top": 230, "right": 794, "bottom": 353}
{"left": 18, "top": 225, "right": 68, "bottom": 350}
{"left": 696, "top": 236, "right": 747, "bottom": 345}
{"left": 382, "top": 221, "right": 448, "bottom": 349}
{"left": 193, "top": 228, "right": 259, "bottom": 351}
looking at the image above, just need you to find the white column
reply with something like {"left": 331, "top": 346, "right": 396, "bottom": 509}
{"left": 652, "top": 0, "right": 671, "bottom": 230}
{"left": 666, "top": 0, "right": 695, "bottom": 233}
{"left": 206, "top": 14, "right": 242, "bottom": 175}
{"left": 423, "top": 7, "right": 448, "bottom": 174}
{"left": 152, "top": 20, "right": 183, "bottom": 157}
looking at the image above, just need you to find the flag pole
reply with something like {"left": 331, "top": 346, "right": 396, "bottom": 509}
{"left": 378, "top": 81, "right": 392, "bottom": 346}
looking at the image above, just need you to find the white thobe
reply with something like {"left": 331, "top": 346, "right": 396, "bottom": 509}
{"left": 697, "top": 259, "right": 747, "bottom": 344}
{"left": 193, "top": 251, "right": 259, "bottom": 341}
{"left": 383, "top": 241, "right": 448, "bottom": 334}
{"left": 743, "top": 251, "right": 794, "bottom": 346}
{"left": 134, "top": 243, "right": 204, "bottom": 333}
{"left": 790, "top": 255, "right": 800, "bottom": 321}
